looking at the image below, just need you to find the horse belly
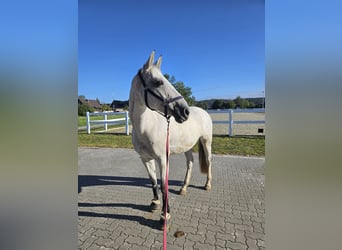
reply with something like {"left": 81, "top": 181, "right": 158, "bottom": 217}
{"left": 170, "top": 143, "right": 195, "bottom": 154}
{"left": 169, "top": 129, "right": 199, "bottom": 154}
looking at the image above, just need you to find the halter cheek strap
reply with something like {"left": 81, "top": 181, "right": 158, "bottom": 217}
{"left": 138, "top": 70, "right": 183, "bottom": 119}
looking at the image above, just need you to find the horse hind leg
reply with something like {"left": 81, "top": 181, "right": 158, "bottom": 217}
{"left": 179, "top": 150, "right": 194, "bottom": 195}
{"left": 199, "top": 137, "right": 212, "bottom": 191}
{"left": 142, "top": 159, "right": 161, "bottom": 211}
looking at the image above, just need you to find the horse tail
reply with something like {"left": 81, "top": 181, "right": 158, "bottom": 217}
{"left": 198, "top": 138, "right": 209, "bottom": 174}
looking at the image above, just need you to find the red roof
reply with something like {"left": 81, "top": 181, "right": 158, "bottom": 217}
{"left": 78, "top": 98, "right": 101, "bottom": 109}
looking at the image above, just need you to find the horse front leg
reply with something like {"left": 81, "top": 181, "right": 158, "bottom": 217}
{"left": 179, "top": 150, "right": 193, "bottom": 195}
{"left": 158, "top": 158, "right": 171, "bottom": 228}
{"left": 142, "top": 158, "right": 161, "bottom": 211}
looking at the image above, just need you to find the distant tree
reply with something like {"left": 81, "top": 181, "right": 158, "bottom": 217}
{"left": 101, "top": 104, "right": 111, "bottom": 111}
{"left": 164, "top": 74, "right": 176, "bottom": 85}
{"left": 164, "top": 74, "right": 196, "bottom": 106}
{"left": 212, "top": 99, "right": 224, "bottom": 109}
{"left": 78, "top": 103, "right": 94, "bottom": 116}
{"left": 241, "top": 99, "right": 249, "bottom": 109}
{"left": 248, "top": 102, "right": 256, "bottom": 108}
{"left": 196, "top": 102, "right": 208, "bottom": 110}
{"left": 234, "top": 96, "right": 249, "bottom": 109}
{"left": 225, "top": 100, "right": 236, "bottom": 109}
{"left": 255, "top": 103, "right": 263, "bottom": 108}
{"left": 234, "top": 96, "right": 241, "bottom": 108}
{"left": 78, "top": 95, "right": 94, "bottom": 116}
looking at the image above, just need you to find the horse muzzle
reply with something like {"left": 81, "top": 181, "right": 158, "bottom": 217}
{"left": 173, "top": 103, "right": 190, "bottom": 123}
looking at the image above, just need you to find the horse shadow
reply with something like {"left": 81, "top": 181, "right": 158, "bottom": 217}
{"left": 78, "top": 202, "right": 162, "bottom": 229}
{"left": 78, "top": 175, "right": 184, "bottom": 193}
{"left": 78, "top": 210, "right": 162, "bottom": 229}
{"left": 78, "top": 175, "right": 149, "bottom": 193}
{"left": 78, "top": 175, "right": 185, "bottom": 230}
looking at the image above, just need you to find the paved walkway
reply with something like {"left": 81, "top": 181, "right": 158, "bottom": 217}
{"left": 78, "top": 148, "right": 265, "bottom": 250}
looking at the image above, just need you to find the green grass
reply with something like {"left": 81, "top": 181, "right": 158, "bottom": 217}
{"left": 78, "top": 116, "right": 87, "bottom": 127}
{"left": 211, "top": 135, "right": 265, "bottom": 156}
{"left": 79, "top": 133, "right": 134, "bottom": 149}
{"left": 78, "top": 133, "right": 264, "bottom": 157}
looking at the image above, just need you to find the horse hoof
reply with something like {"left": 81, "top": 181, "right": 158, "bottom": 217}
{"left": 150, "top": 199, "right": 161, "bottom": 212}
{"left": 159, "top": 213, "right": 171, "bottom": 230}
{"left": 205, "top": 184, "right": 211, "bottom": 190}
{"left": 179, "top": 189, "right": 187, "bottom": 195}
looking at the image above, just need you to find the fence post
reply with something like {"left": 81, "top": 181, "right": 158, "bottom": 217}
{"left": 104, "top": 113, "right": 108, "bottom": 131}
{"left": 125, "top": 111, "right": 129, "bottom": 135}
{"left": 86, "top": 112, "right": 90, "bottom": 134}
{"left": 229, "top": 109, "right": 233, "bottom": 137}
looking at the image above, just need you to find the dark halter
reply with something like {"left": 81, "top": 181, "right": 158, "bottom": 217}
{"left": 138, "top": 69, "right": 184, "bottom": 119}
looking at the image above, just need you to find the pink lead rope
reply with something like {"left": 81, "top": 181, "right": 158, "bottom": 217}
{"left": 163, "top": 118, "right": 170, "bottom": 250}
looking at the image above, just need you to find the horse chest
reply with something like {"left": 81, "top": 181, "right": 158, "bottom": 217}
{"left": 132, "top": 127, "right": 166, "bottom": 157}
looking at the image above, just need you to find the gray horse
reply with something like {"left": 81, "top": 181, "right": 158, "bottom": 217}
{"left": 129, "top": 51, "right": 213, "bottom": 226}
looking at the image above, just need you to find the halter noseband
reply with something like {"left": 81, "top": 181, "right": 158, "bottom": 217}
{"left": 138, "top": 69, "right": 184, "bottom": 119}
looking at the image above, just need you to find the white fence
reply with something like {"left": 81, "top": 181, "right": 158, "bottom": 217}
{"left": 207, "top": 108, "right": 265, "bottom": 136}
{"left": 86, "top": 111, "right": 130, "bottom": 135}
{"left": 85, "top": 108, "right": 265, "bottom": 136}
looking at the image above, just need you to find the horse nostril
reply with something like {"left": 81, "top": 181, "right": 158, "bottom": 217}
{"left": 184, "top": 108, "right": 190, "bottom": 118}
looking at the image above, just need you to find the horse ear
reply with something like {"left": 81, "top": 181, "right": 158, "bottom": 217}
{"left": 155, "top": 56, "right": 162, "bottom": 69}
{"left": 143, "top": 51, "right": 155, "bottom": 70}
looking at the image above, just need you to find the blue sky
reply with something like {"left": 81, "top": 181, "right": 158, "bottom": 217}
{"left": 79, "top": 0, "right": 264, "bottom": 103}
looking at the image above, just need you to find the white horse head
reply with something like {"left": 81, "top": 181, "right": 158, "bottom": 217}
{"left": 137, "top": 51, "right": 190, "bottom": 123}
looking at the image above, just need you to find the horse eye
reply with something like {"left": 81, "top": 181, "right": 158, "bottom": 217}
{"left": 154, "top": 80, "right": 163, "bottom": 87}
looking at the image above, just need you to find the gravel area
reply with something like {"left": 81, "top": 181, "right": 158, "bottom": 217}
{"left": 209, "top": 112, "right": 265, "bottom": 136}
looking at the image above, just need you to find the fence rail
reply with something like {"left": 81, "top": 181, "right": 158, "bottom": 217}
{"left": 207, "top": 108, "right": 265, "bottom": 136}
{"left": 84, "top": 108, "right": 265, "bottom": 136}
{"left": 86, "top": 111, "right": 130, "bottom": 135}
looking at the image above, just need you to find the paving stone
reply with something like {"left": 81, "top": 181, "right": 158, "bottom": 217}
{"left": 150, "top": 240, "right": 162, "bottom": 249}
{"left": 183, "top": 239, "right": 195, "bottom": 249}
{"left": 245, "top": 231, "right": 265, "bottom": 240}
{"left": 79, "top": 227, "right": 96, "bottom": 242}
{"left": 193, "top": 241, "right": 215, "bottom": 250}
{"left": 216, "top": 238, "right": 227, "bottom": 248}
{"left": 125, "top": 235, "right": 144, "bottom": 245}
{"left": 115, "top": 234, "right": 128, "bottom": 246}
{"left": 129, "top": 244, "right": 150, "bottom": 250}
{"left": 246, "top": 238, "right": 259, "bottom": 250}
{"left": 235, "top": 229, "right": 246, "bottom": 244}
{"left": 216, "top": 232, "right": 235, "bottom": 242}
{"left": 206, "top": 224, "right": 224, "bottom": 233}
{"left": 94, "top": 237, "right": 109, "bottom": 247}
{"left": 226, "top": 217, "right": 243, "bottom": 225}
{"left": 235, "top": 224, "right": 253, "bottom": 232}
{"left": 142, "top": 233, "right": 156, "bottom": 248}
{"left": 93, "top": 229, "right": 110, "bottom": 238}
{"left": 78, "top": 148, "right": 265, "bottom": 250}
{"left": 173, "top": 233, "right": 186, "bottom": 247}
{"left": 87, "top": 244, "right": 101, "bottom": 250}
{"left": 98, "top": 246, "right": 112, "bottom": 250}
{"left": 79, "top": 235, "right": 97, "bottom": 250}
{"left": 226, "top": 241, "right": 248, "bottom": 250}
{"left": 187, "top": 232, "right": 205, "bottom": 243}
{"left": 117, "top": 242, "right": 132, "bottom": 250}
{"left": 257, "top": 239, "right": 265, "bottom": 248}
